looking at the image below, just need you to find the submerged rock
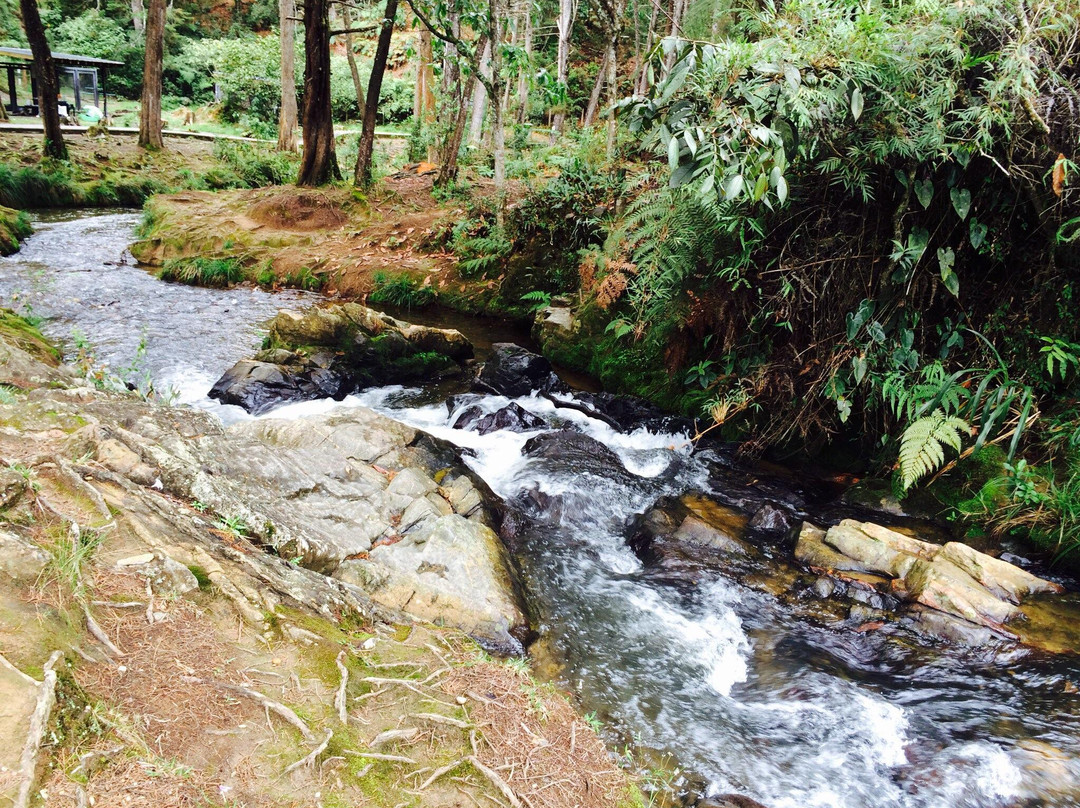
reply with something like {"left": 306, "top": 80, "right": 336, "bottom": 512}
{"left": 795, "top": 519, "right": 1064, "bottom": 644}
{"left": 629, "top": 493, "right": 753, "bottom": 566}
{"left": 210, "top": 303, "right": 473, "bottom": 415}
{"left": 522, "top": 429, "right": 627, "bottom": 473}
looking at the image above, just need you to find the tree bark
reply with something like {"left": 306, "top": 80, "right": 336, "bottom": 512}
{"left": 340, "top": 1, "right": 366, "bottom": 120}
{"left": 138, "top": 0, "right": 166, "bottom": 149}
{"left": 635, "top": 0, "right": 660, "bottom": 94}
{"left": 436, "top": 46, "right": 481, "bottom": 187}
{"left": 550, "top": 0, "right": 577, "bottom": 136}
{"left": 414, "top": 26, "right": 435, "bottom": 122}
{"left": 582, "top": 49, "right": 608, "bottom": 126}
{"left": 20, "top": 0, "right": 67, "bottom": 159}
{"left": 516, "top": 6, "right": 531, "bottom": 123}
{"left": 488, "top": 0, "right": 505, "bottom": 197}
{"left": 467, "top": 40, "right": 490, "bottom": 147}
{"left": 131, "top": 0, "right": 145, "bottom": 34}
{"left": 297, "top": 0, "right": 341, "bottom": 186}
{"left": 277, "top": 0, "right": 298, "bottom": 151}
{"left": 354, "top": 0, "right": 398, "bottom": 187}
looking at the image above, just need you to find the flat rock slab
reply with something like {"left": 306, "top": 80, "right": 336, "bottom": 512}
{"left": 796, "top": 519, "right": 1068, "bottom": 646}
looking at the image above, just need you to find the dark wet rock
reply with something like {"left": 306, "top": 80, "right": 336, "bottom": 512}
{"left": 748, "top": 500, "right": 793, "bottom": 534}
{"left": 628, "top": 493, "right": 754, "bottom": 566}
{"left": 209, "top": 358, "right": 352, "bottom": 415}
{"left": 474, "top": 403, "right": 547, "bottom": 435}
{"left": 452, "top": 404, "right": 486, "bottom": 431}
{"left": 476, "top": 343, "right": 562, "bottom": 397}
{"left": 570, "top": 389, "right": 694, "bottom": 434}
{"left": 210, "top": 303, "right": 474, "bottom": 415}
{"left": 522, "top": 429, "right": 626, "bottom": 473}
{"left": 700, "top": 796, "right": 772, "bottom": 808}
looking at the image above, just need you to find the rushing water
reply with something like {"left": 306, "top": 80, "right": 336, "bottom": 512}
{"left": 5, "top": 211, "right": 1080, "bottom": 808}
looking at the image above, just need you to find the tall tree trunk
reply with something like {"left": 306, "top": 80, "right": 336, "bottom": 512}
{"left": 436, "top": 37, "right": 483, "bottom": 188}
{"left": 354, "top": 0, "right": 398, "bottom": 187}
{"left": 340, "top": 1, "right": 366, "bottom": 119}
{"left": 550, "top": 0, "right": 577, "bottom": 136}
{"left": 297, "top": 0, "right": 340, "bottom": 186}
{"left": 635, "top": 0, "right": 659, "bottom": 94}
{"left": 467, "top": 40, "right": 490, "bottom": 147}
{"left": 138, "top": 0, "right": 166, "bottom": 149}
{"left": 414, "top": 26, "right": 435, "bottom": 122}
{"left": 131, "top": 0, "right": 145, "bottom": 34}
{"left": 516, "top": 5, "right": 531, "bottom": 123}
{"left": 20, "top": 0, "right": 67, "bottom": 159}
{"left": 277, "top": 0, "right": 298, "bottom": 151}
{"left": 582, "top": 49, "right": 608, "bottom": 126}
{"left": 604, "top": 30, "right": 618, "bottom": 158}
{"left": 661, "top": 0, "right": 685, "bottom": 77}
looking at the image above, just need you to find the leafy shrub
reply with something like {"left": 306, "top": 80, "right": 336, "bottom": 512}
{"left": 369, "top": 273, "right": 436, "bottom": 309}
{"left": 159, "top": 257, "right": 245, "bottom": 287}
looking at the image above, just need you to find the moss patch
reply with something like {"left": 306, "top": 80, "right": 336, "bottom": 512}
{"left": 0, "top": 308, "right": 62, "bottom": 366}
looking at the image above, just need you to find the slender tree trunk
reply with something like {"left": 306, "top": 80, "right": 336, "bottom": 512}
{"left": 277, "top": 0, "right": 298, "bottom": 151}
{"left": 661, "top": 0, "right": 685, "bottom": 77}
{"left": 467, "top": 40, "right": 490, "bottom": 147}
{"left": 297, "top": 0, "right": 340, "bottom": 185}
{"left": 340, "top": 1, "right": 366, "bottom": 118}
{"left": 550, "top": 0, "right": 577, "bottom": 136}
{"left": 20, "top": 0, "right": 67, "bottom": 159}
{"left": 436, "top": 39, "right": 482, "bottom": 188}
{"left": 605, "top": 32, "right": 618, "bottom": 157}
{"left": 138, "top": 0, "right": 166, "bottom": 149}
{"left": 635, "top": 0, "right": 659, "bottom": 94}
{"left": 131, "top": 0, "right": 145, "bottom": 34}
{"left": 582, "top": 49, "right": 608, "bottom": 126}
{"left": 516, "top": 5, "right": 531, "bottom": 123}
{"left": 414, "top": 26, "right": 435, "bottom": 121}
{"left": 354, "top": 0, "right": 398, "bottom": 187}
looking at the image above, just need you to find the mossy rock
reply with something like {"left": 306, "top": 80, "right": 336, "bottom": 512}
{"left": 0, "top": 309, "right": 60, "bottom": 366}
{"left": 0, "top": 206, "right": 30, "bottom": 256}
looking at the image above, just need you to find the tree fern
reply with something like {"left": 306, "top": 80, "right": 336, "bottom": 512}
{"left": 898, "top": 409, "right": 970, "bottom": 490}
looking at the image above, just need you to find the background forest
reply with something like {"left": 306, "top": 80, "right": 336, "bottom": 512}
{"left": 4, "top": 0, "right": 1080, "bottom": 561}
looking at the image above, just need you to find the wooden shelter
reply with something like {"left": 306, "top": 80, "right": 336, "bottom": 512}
{"left": 0, "top": 47, "right": 122, "bottom": 118}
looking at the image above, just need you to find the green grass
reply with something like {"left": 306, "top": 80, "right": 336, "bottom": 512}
{"left": 159, "top": 257, "right": 246, "bottom": 287}
{"left": 369, "top": 272, "right": 436, "bottom": 310}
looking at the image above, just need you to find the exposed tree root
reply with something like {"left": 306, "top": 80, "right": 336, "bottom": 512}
{"left": 14, "top": 650, "right": 63, "bottom": 808}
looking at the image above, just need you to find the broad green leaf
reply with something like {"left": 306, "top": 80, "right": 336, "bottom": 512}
{"left": 850, "top": 86, "right": 864, "bottom": 121}
{"left": 668, "top": 135, "right": 680, "bottom": 171}
{"left": 753, "top": 172, "right": 768, "bottom": 201}
{"left": 784, "top": 64, "right": 801, "bottom": 92}
{"left": 950, "top": 187, "right": 971, "bottom": 220}
{"left": 776, "top": 175, "right": 789, "bottom": 204}
{"left": 723, "top": 174, "right": 745, "bottom": 199}
{"left": 914, "top": 179, "right": 934, "bottom": 209}
{"left": 938, "top": 247, "right": 959, "bottom": 296}
{"left": 684, "top": 129, "right": 697, "bottom": 156}
{"left": 969, "top": 219, "right": 988, "bottom": 249}
{"left": 700, "top": 173, "right": 715, "bottom": 197}
{"left": 853, "top": 355, "right": 868, "bottom": 383}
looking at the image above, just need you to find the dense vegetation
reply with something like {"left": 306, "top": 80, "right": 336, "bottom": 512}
{"left": 5, "top": 0, "right": 1080, "bottom": 558}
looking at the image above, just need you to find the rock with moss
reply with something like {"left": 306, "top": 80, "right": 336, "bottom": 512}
{"left": 210, "top": 303, "right": 474, "bottom": 415}
{"left": 0, "top": 206, "right": 30, "bottom": 256}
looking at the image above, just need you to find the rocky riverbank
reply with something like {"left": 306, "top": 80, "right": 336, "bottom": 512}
{"left": 0, "top": 311, "right": 644, "bottom": 808}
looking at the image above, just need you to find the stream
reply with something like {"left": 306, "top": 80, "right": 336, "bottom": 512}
{"left": 4, "top": 211, "right": 1080, "bottom": 808}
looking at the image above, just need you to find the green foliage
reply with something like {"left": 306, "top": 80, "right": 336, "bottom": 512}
{"left": 211, "top": 141, "right": 300, "bottom": 187}
{"left": 369, "top": 273, "right": 436, "bottom": 310}
{"left": 189, "top": 35, "right": 292, "bottom": 124}
{"left": 159, "top": 257, "right": 245, "bottom": 287}
{"left": 898, "top": 410, "right": 970, "bottom": 490}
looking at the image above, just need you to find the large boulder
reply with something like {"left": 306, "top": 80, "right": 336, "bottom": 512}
{"left": 795, "top": 519, "right": 1063, "bottom": 640}
{"left": 476, "top": 343, "right": 561, "bottom": 397}
{"left": 0, "top": 528, "right": 52, "bottom": 581}
{"left": 210, "top": 303, "right": 474, "bottom": 415}
{"left": 335, "top": 514, "right": 528, "bottom": 654}
{"left": 209, "top": 355, "right": 352, "bottom": 415}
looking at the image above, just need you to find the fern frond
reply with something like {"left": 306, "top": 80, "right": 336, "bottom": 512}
{"left": 898, "top": 409, "right": 970, "bottom": 490}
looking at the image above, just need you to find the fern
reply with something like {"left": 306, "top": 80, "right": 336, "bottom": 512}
{"left": 898, "top": 409, "right": 970, "bottom": 490}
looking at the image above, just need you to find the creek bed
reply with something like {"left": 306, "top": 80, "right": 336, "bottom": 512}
{"left": 4, "top": 210, "right": 1080, "bottom": 808}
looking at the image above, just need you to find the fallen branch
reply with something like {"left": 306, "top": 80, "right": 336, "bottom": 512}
{"left": 467, "top": 756, "right": 522, "bottom": 808}
{"left": 83, "top": 604, "right": 125, "bottom": 657}
{"left": 15, "top": 651, "right": 63, "bottom": 808}
{"left": 343, "top": 750, "right": 416, "bottom": 764}
{"left": 180, "top": 676, "right": 315, "bottom": 742}
{"left": 370, "top": 727, "right": 418, "bottom": 748}
{"left": 413, "top": 712, "right": 471, "bottom": 729}
{"left": 283, "top": 729, "right": 333, "bottom": 776}
{"left": 334, "top": 651, "right": 349, "bottom": 724}
{"left": 53, "top": 457, "right": 114, "bottom": 525}
{"left": 419, "top": 758, "right": 465, "bottom": 790}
